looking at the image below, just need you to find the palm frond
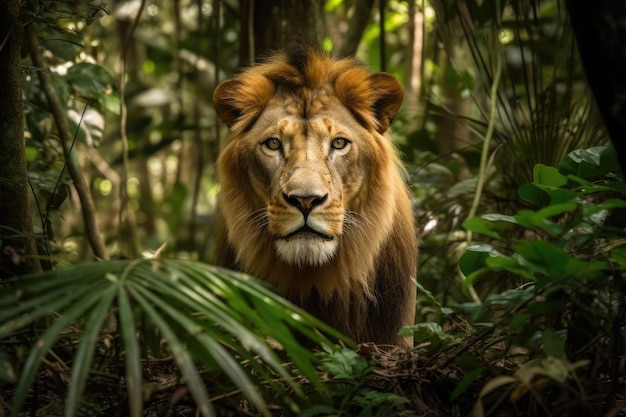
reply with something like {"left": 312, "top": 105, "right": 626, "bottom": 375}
{"left": 0, "top": 259, "right": 349, "bottom": 416}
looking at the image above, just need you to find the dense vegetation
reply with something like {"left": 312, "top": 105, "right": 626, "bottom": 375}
{"left": 0, "top": 0, "right": 624, "bottom": 416}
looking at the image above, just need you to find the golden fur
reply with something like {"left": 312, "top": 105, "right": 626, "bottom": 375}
{"left": 213, "top": 45, "right": 417, "bottom": 347}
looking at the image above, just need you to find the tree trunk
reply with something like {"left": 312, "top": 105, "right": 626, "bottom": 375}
{"left": 239, "top": 0, "right": 322, "bottom": 64}
{"left": 405, "top": 0, "right": 424, "bottom": 119}
{"left": 0, "top": 0, "right": 42, "bottom": 278}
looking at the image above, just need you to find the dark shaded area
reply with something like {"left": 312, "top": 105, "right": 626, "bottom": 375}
{"left": 567, "top": 1, "right": 626, "bottom": 172}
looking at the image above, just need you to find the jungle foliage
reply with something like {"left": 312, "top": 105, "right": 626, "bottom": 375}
{"left": 0, "top": 0, "right": 624, "bottom": 416}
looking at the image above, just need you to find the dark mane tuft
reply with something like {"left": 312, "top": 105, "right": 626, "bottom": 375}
{"left": 283, "top": 40, "right": 317, "bottom": 76}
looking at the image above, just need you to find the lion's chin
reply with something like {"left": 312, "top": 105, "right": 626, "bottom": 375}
{"left": 274, "top": 237, "right": 337, "bottom": 268}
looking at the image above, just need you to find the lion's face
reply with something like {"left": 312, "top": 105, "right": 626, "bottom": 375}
{"left": 243, "top": 90, "right": 371, "bottom": 267}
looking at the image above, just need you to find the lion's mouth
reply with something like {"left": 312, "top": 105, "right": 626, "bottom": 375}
{"left": 283, "top": 225, "right": 334, "bottom": 241}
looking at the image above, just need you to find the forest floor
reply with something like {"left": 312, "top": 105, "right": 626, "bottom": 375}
{"left": 5, "top": 340, "right": 623, "bottom": 417}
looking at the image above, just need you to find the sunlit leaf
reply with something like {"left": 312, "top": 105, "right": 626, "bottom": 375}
{"left": 533, "top": 163, "right": 567, "bottom": 187}
{"left": 463, "top": 217, "right": 501, "bottom": 239}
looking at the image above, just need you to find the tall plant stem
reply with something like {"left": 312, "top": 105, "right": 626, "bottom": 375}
{"left": 25, "top": 23, "right": 108, "bottom": 261}
{"left": 464, "top": 48, "right": 502, "bottom": 304}
{"left": 117, "top": 0, "right": 146, "bottom": 257}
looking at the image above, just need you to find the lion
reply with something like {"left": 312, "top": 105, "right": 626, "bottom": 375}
{"left": 213, "top": 44, "right": 417, "bottom": 347}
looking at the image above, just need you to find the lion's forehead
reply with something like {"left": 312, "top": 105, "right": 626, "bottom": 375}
{"left": 276, "top": 116, "right": 333, "bottom": 138}
{"left": 263, "top": 94, "right": 358, "bottom": 140}
{"left": 279, "top": 87, "right": 334, "bottom": 118}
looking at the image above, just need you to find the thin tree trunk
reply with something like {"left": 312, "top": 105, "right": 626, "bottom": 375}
{"left": 0, "top": 0, "right": 42, "bottom": 278}
{"left": 405, "top": 0, "right": 424, "bottom": 118}
{"left": 337, "top": 0, "right": 375, "bottom": 58}
{"left": 24, "top": 23, "right": 109, "bottom": 261}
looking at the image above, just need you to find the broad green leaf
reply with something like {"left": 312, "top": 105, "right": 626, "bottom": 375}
{"left": 518, "top": 183, "right": 550, "bottom": 207}
{"left": 543, "top": 188, "right": 578, "bottom": 204}
{"left": 463, "top": 217, "right": 501, "bottom": 239}
{"left": 66, "top": 63, "right": 115, "bottom": 97}
{"left": 559, "top": 146, "right": 619, "bottom": 178}
{"left": 459, "top": 244, "right": 504, "bottom": 277}
{"left": 43, "top": 33, "right": 83, "bottom": 61}
{"left": 533, "top": 163, "right": 567, "bottom": 187}
{"left": 485, "top": 255, "right": 535, "bottom": 280}
{"left": 515, "top": 241, "right": 569, "bottom": 278}
{"left": 519, "top": 183, "right": 577, "bottom": 208}
{"left": 514, "top": 210, "right": 565, "bottom": 237}
{"left": 534, "top": 202, "right": 578, "bottom": 221}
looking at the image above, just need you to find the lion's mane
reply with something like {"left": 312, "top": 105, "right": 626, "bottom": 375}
{"left": 213, "top": 44, "right": 417, "bottom": 346}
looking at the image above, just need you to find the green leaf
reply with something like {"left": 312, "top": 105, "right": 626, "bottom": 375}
{"left": 518, "top": 183, "right": 550, "bottom": 207}
{"left": 518, "top": 183, "right": 578, "bottom": 208}
{"left": 117, "top": 284, "right": 142, "bottom": 417}
{"left": 559, "top": 146, "right": 620, "bottom": 178}
{"left": 1, "top": 259, "right": 342, "bottom": 416}
{"left": 66, "top": 63, "right": 115, "bottom": 97}
{"left": 463, "top": 217, "right": 501, "bottom": 238}
{"left": 129, "top": 284, "right": 215, "bottom": 417}
{"left": 534, "top": 202, "right": 578, "bottom": 221}
{"left": 10, "top": 290, "right": 104, "bottom": 417}
{"left": 485, "top": 255, "right": 535, "bottom": 280}
{"left": 533, "top": 163, "right": 567, "bottom": 187}
{"left": 459, "top": 244, "right": 504, "bottom": 277}
{"left": 515, "top": 241, "right": 569, "bottom": 278}
{"left": 321, "top": 348, "right": 372, "bottom": 381}
{"left": 42, "top": 33, "right": 83, "bottom": 61}
{"left": 66, "top": 286, "right": 117, "bottom": 417}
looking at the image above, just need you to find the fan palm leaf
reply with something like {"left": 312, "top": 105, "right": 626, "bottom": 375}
{"left": 0, "top": 259, "right": 349, "bottom": 417}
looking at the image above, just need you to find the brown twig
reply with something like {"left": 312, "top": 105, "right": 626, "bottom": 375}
{"left": 24, "top": 22, "right": 109, "bottom": 261}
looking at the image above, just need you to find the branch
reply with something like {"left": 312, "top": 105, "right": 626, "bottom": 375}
{"left": 25, "top": 22, "right": 109, "bottom": 260}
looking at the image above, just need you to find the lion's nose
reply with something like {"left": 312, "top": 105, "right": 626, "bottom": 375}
{"left": 283, "top": 193, "right": 328, "bottom": 218}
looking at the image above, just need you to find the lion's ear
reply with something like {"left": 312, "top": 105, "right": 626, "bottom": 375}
{"left": 213, "top": 75, "right": 276, "bottom": 128}
{"left": 368, "top": 73, "right": 403, "bottom": 134}
{"left": 213, "top": 79, "right": 242, "bottom": 126}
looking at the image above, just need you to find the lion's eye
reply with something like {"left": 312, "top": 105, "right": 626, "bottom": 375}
{"left": 263, "top": 137, "right": 282, "bottom": 151}
{"left": 331, "top": 137, "right": 350, "bottom": 150}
